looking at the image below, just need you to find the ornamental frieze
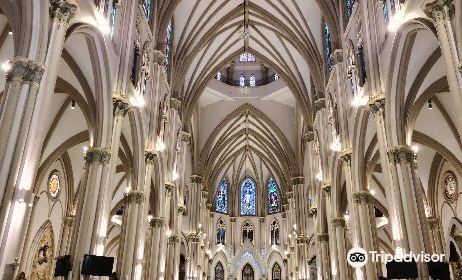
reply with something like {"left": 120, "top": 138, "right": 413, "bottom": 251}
{"left": 49, "top": 0, "right": 77, "bottom": 24}
{"left": 124, "top": 191, "right": 146, "bottom": 205}
{"left": 84, "top": 147, "right": 111, "bottom": 166}
{"left": 6, "top": 57, "right": 45, "bottom": 86}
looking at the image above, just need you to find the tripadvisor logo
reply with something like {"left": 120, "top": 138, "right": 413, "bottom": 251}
{"left": 347, "top": 247, "right": 446, "bottom": 268}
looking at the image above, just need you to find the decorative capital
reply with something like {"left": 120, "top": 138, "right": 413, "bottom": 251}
{"left": 124, "top": 191, "right": 146, "bottom": 205}
{"left": 331, "top": 217, "right": 346, "bottom": 228}
{"left": 367, "top": 93, "right": 386, "bottom": 119}
{"left": 259, "top": 217, "right": 266, "bottom": 223}
{"left": 33, "top": 194, "right": 40, "bottom": 206}
{"left": 206, "top": 203, "right": 213, "bottom": 210}
{"left": 352, "top": 191, "right": 373, "bottom": 204}
{"left": 427, "top": 217, "right": 440, "bottom": 229}
{"left": 314, "top": 98, "right": 326, "bottom": 113}
{"left": 149, "top": 217, "right": 165, "bottom": 228}
{"left": 283, "top": 203, "right": 290, "bottom": 211}
{"left": 113, "top": 94, "right": 130, "bottom": 117}
{"left": 303, "top": 131, "right": 314, "bottom": 142}
{"left": 309, "top": 206, "right": 318, "bottom": 216}
{"left": 178, "top": 205, "right": 187, "bottom": 215}
{"left": 6, "top": 57, "right": 45, "bottom": 86}
{"left": 333, "top": 49, "right": 343, "bottom": 64}
{"left": 84, "top": 147, "right": 111, "bottom": 166}
{"left": 201, "top": 190, "right": 209, "bottom": 198}
{"left": 170, "top": 97, "right": 181, "bottom": 111}
{"left": 187, "top": 233, "right": 200, "bottom": 243}
{"left": 321, "top": 182, "right": 332, "bottom": 198}
{"left": 425, "top": 0, "right": 454, "bottom": 22}
{"left": 191, "top": 175, "right": 203, "bottom": 184}
{"left": 317, "top": 233, "right": 329, "bottom": 243}
{"left": 387, "top": 145, "right": 417, "bottom": 166}
{"left": 167, "top": 234, "right": 179, "bottom": 244}
{"left": 165, "top": 182, "right": 175, "bottom": 195}
{"left": 63, "top": 215, "right": 75, "bottom": 227}
{"left": 230, "top": 217, "right": 237, "bottom": 222}
{"left": 339, "top": 148, "right": 352, "bottom": 166}
{"left": 145, "top": 150, "right": 158, "bottom": 166}
{"left": 153, "top": 50, "right": 166, "bottom": 65}
{"left": 291, "top": 177, "right": 305, "bottom": 185}
{"left": 49, "top": 0, "right": 77, "bottom": 24}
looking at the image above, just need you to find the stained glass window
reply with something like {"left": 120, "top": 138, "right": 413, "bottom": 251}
{"left": 217, "top": 219, "right": 226, "bottom": 245}
{"left": 48, "top": 172, "right": 60, "bottom": 198}
{"left": 390, "top": 0, "right": 396, "bottom": 13}
{"left": 240, "top": 178, "right": 256, "bottom": 216}
{"left": 215, "top": 179, "right": 228, "bottom": 214}
{"left": 345, "top": 0, "right": 356, "bottom": 20}
{"left": 249, "top": 74, "right": 256, "bottom": 86}
{"left": 382, "top": 0, "right": 389, "bottom": 23}
{"left": 242, "top": 264, "right": 254, "bottom": 280}
{"left": 239, "top": 52, "right": 256, "bottom": 62}
{"left": 239, "top": 74, "right": 246, "bottom": 87}
{"left": 215, "top": 262, "right": 224, "bottom": 280}
{"left": 323, "top": 23, "right": 333, "bottom": 72}
{"left": 163, "top": 20, "right": 172, "bottom": 76}
{"left": 272, "top": 263, "right": 281, "bottom": 280}
{"left": 142, "top": 0, "right": 152, "bottom": 21}
{"left": 268, "top": 177, "right": 281, "bottom": 214}
{"left": 110, "top": 0, "right": 119, "bottom": 38}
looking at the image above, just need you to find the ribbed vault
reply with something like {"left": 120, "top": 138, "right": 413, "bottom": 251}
{"left": 200, "top": 103, "right": 297, "bottom": 199}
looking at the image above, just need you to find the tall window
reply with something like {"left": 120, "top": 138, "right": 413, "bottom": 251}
{"left": 270, "top": 220, "right": 280, "bottom": 245}
{"left": 323, "top": 23, "right": 333, "bottom": 72}
{"left": 239, "top": 74, "right": 246, "bottom": 87}
{"left": 215, "top": 262, "right": 224, "bottom": 280}
{"left": 357, "top": 42, "right": 367, "bottom": 86}
{"left": 215, "top": 179, "right": 228, "bottom": 214}
{"left": 249, "top": 74, "right": 256, "bottom": 87}
{"left": 268, "top": 177, "right": 281, "bottom": 214}
{"left": 240, "top": 52, "right": 256, "bottom": 62}
{"left": 240, "top": 178, "right": 256, "bottom": 216}
{"left": 272, "top": 263, "right": 281, "bottom": 280}
{"left": 163, "top": 20, "right": 173, "bottom": 76}
{"left": 242, "top": 220, "right": 254, "bottom": 243}
{"left": 216, "top": 219, "right": 226, "bottom": 245}
{"left": 345, "top": 0, "right": 356, "bottom": 20}
{"left": 110, "top": 0, "right": 119, "bottom": 38}
{"left": 142, "top": 0, "right": 152, "bottom": 21}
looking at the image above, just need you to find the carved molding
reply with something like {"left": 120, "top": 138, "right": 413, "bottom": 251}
{"left": 167, "top": 234, "right": 179, "bottom": 244}
{"left": 317, "top": 233, "right": 329, "bottom": 243}
{"left": 6, "top": 57, "right": 45, "bottom": 86}
{"left": 321, "top": 182, "right": 332, "bottom": 198}
{"left": 84, "top": 147, "right": 111, "bottom": 166}
{"left": 339, "top": 148, "right": 352, "bottom": 166}
{"left": 181, "top": 131, "right": 191, "bottom": 143}
{"left": 124, "top": 191, "right": 146, "bottom": 205}
{"left": 367, "top": 92, "right": 386, "bottom": 119}
{"left": 387, "top": 145, "right": 417, "bottom": 166}
{"left": 331, "top": 217, "right": 346, "bottom": 228}
{"left": 149, "top": 217, "right": 165, "bottom": 228}
{"left": 191, "top": 175, "right": 203, "bottom": 184}
{"left": 291, "top": 177, "right": 305, "bottom": 185}
{"left": 427, "top": 217, "right": 441, "bottom": 230}
{"left": 303, "top": 131, "right": 314, "bottom": 142}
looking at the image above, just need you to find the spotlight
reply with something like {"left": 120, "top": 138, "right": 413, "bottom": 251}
{"left": 428, "top": 99, "right": 433, "bottom": 110}
{"left": 8, "top": 31, "right": 12, "bottom": 35}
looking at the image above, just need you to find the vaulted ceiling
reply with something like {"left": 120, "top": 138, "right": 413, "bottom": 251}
{"left": 160, "top": 0, "right": 339, "bottom": 127}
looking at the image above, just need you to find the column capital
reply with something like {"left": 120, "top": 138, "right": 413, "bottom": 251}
{"left": 165, "top": 182, "right": 175, "bottom": 195}
{"left": 63, "top": 215, "right": 75, "bottom": 227}
{"left": 201, "top": 190, "right": 209, "bottom": 198}
{"left": 49, "top": 0, "right": 77, "bottom": 24}
{"left": 124, "top": 191, "right": 146, "bottom": 204}
{"left": 352, "top": 191, "right": 374, "bottom": 204}
{"left": 291, "top": 177, "right": 305, "bottom": 185}
{"left": 153, "top": 50, "right": 166, "bottom": 65}
{"left": 321, "top": 182, "right": 332, "bottom": 198}
{"left": 230, "top": 217, "right": 237, "bottom": 222}
{"left": 259, "top": 217, "right": 266, "bottom": 223}
{"left": 332, "top": 49, "right": 343, "bottom": 64}
{"left": 283, "top": 203, "right": 290, "bottom": 211}
{"left": 314, "top": 97, "right": 326, "bottom": 114}
{"left": 331, "top": 217, "right": 346, "bottom": 228}
{"left": 191, "top": 175, "right": 203, "bottom": 184}
{"left": 339, "top": 148, "right": 352, "bottom": 166}
{"left": 427, "top": 217, "right": 441, "bottom": 229}
{"left": 167, "top": 234, "right": 179, "bottom": 244}
{"left": 178, "top": 205, "right": 187, "bottom": 215}
{"left": 425, "top": 0, "right": 454, "bottom": 22}
{"left": 187, "top": 233, "right": 200, "bottom": 243}
{"left": 149, "top": 217, "right": 165, "bottom": 228}
{"left": 6, "top": 57, "right": 45, "bottom": 86}
{"left": 84, "top": 147, "right": 111, "bottom": 166}
{"left": 387, "top": 145, "right": 417, "bottom": 166}
{"left": 309, "top": 205, "right": 318, "bottom": 216}
{"left": 145, "top": 150, "right": 158, "bottom": 166}
{"left": 367, "top": 92, "right": 386, "bottom": 119}
{"left": 113, "top": 94, "right": 130, "bottom": 117}
{"left": 317, "top": 233, "right": 329, "bottom": 243}
{"left": 206, "top": 202, "right": 213, "bottom": 210}
{"left": 170, "top": 97, "right": 182, "bottom": 111}
{"left": 303, "top": 131, "right": 315, "bottom": 142}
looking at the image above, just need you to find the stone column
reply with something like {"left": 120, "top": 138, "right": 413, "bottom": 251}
{"left": 165, "top": 234, "right": 180, "bottom": 280}
{"left": 186, "top": 175, "right": 203, "bottom": 280}
{"left": 118, "top": 191, "right": 146, "bottom": 279}
{"left": 331, "top": 217, "right": 348, "bottom": 280}
{"left": 317, "top": 233, "right": 330, "bottom": 280}
{"left": 352, "top": 191, "right": 378, "bottom": 279}
{"left": 427, "top": 217, "right": 444, "bottom": 254}
{"left": 59, "top": 215, "right": 75, "bottom": 256}
{"left": 425, "top": 0, "right": 462, "bottom": 137}
{"left": 292, "top": 177, "right": 309, "bottom": 280}
{"left": 148, "top": 217, "right": 166, "bottom": 279}
{"left": 0, "top": 3, "right": 76, "bottom": 273}
{"left": 72, "top": 147, "right": 112, "bottom": 280}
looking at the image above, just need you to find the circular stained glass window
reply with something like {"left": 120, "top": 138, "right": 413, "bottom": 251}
{"left": 48, "top": 172, "right": 60, "bottom": 199}
{"left": 443, "top": 171, "right": 457, "bottom": 202}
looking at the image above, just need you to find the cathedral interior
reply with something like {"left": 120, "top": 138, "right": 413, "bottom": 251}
{"left": 1, "top": 0, "right": 462, "bottom": 279}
